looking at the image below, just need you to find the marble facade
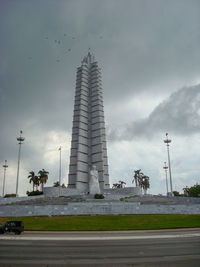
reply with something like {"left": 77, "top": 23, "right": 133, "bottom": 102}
{"left": 68, "top": 51, "right": 109, "bottom": 192}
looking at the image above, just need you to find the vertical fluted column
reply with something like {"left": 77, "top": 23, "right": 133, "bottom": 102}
{"left": 68, "top": 65, "right": 89, "bottom": 191}
{"left": 89, "top": 62, "right": 109, "bottom": 189}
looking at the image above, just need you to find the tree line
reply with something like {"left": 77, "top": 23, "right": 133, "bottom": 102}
{"left": 173, "top": 184, "right": 200, "bottom": 198}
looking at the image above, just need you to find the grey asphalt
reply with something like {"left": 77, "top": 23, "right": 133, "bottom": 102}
{"left": 0, "top": 229, "right": 200, "bottom": 266}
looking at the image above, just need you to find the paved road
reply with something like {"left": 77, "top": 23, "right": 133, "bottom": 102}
{"left": 0, "top": 229, "right": 200, "bottom": 266}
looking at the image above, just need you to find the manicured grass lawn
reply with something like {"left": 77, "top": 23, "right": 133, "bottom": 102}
{"left": 0, "top": 215, "right": 200, "bottom": 231}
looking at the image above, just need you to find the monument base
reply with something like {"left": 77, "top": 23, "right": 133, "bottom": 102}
{"left": 43, "top": 186, "right": 142, "bottom": 198}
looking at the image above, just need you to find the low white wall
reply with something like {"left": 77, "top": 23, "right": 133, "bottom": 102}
{"left": 43, "top": 186, "right": 142, "bottom": 198}
{"left": 43, "top": 187, "right": 82, "bottom": 197}
{"left": 0, "top": 195, "right": 44, "bottom": 205}
{"left": 0, "top": 202, "right": 200, "bottom": 217}
{"left": 103, "top": 187, "right": 142, "bottom": 196}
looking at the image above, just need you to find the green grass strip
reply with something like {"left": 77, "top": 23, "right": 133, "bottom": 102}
{"left": 0, "top": 215, "right": 200, "bottom": 231}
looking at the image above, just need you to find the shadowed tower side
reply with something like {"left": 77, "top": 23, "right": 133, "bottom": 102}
{"left": 68, "top": 51, "right": 109, "bottom": 192}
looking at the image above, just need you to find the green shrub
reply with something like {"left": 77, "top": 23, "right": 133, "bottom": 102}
{"left": 26, "top": 190, "right": 43, "bottom": 196}
{"left": 173, "top": 191, "right": 180, "bottom": 196}
{"left": 4, "top": 194, "right": 16, "bottom": 198}
{"left": 188, "top": 184, "right": 200, "bottom": 197}
{"left": 94, "top": 194, "right": 104, "bottom": 199}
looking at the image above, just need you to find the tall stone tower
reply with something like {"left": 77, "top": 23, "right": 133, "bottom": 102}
{"left": 68, "top": 51, "right": 110, "bottom": 192}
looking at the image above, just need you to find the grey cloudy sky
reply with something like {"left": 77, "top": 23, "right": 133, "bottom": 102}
{"left": 0, "top": 0, "right": 200, "bottom": 196}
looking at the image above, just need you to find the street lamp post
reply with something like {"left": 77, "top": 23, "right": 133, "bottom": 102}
{"left": 2, "top": 160, "right": 8, "bottom": 197}
{"left": 16, "top": 130, "right": 25, "bottom": 197}
{"left": 164, "top": 133, "right": 173, "bottom": 196}
{"left": 163, "top": 161, "right": 169, "bottom": 196}
{"left": 59, "top": 146, "right": 62, "bottom": 196}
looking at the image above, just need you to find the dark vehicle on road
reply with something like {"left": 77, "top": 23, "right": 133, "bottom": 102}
{"left": 0, "top": 221, "right": 24, "bottom": 235}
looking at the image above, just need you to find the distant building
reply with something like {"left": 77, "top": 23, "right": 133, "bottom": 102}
{"left": 68, "top": 51, "right": 110, "bottom": 192}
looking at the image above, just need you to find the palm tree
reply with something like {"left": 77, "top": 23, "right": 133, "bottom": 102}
{"left": 132, "top": 169, "right": 143, "bottom": 187}
{"left": 34, "top": 176, "right": 40, "bottom": 191}
{"left": 112, "top": 183, "right": 118, "bottom": 189}
{"left": 38, "top": 169, "right": 49, "bottom": 192}
{"left": 53, "top": 181, "right": 60, "bottom": 187}
{"left": 119, "top": 180, "right": 126, "bottom": 188}
{"left": 28, "top": 171, "right": 39, "bottom": 192}
{"left": 112, "top": 181, "right": 126, "bottom": 189}
{"left": 141, "top": 175, "right": 150, "bottom": 194}
{"left": 112, "top": 183, "right": 120, "bottom": 189}
{"left": 132, "top": 170, "right": 150, "bottom": 194}
{"left": 28, "top": 171, "right": 35, "bottom": 191}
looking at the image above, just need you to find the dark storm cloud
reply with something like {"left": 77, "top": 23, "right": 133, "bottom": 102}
{"left": 109, "top": 84, "right": 200, "bottom": 141}
{"left": 1, "top": 0, "right": 200, "bottom": 131}
{"left": 100, "top": 0, "right": 200, "bottom": 99}
{"left": 0, "top": 0, "right": 77, "bottom": 132}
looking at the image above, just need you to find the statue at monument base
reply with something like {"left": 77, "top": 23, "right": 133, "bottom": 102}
{"left": 89, "top": 165, "right": 101, "bottom": 194}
